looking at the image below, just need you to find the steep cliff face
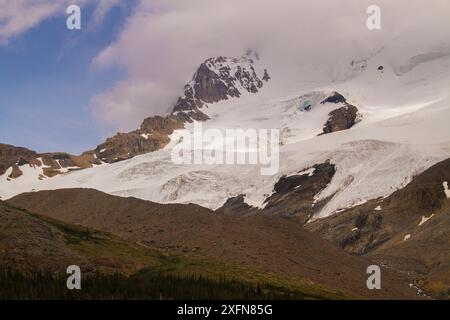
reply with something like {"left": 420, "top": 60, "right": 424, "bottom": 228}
{"left": 0, "top": 144, "right": 37, "bottom": 177}
{"left": 172, "top": 56, "right": 269, "bottom": 122}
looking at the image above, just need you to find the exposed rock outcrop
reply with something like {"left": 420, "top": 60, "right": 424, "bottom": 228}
{"left": 217, "top": 162, "right": 337, "bottom": 223}
{"left": 95, "top": 115, "right": 184, "bottom": 163}
{"left": 307, "top": 158, "right": 450, "bottom": 298}
{"left": 262, "top": 69, "right": 271, "bottom": 82}
{"left": 172, "top": 56, "right": 268, "bottom": 122}
{"left": 0, "top": 143, "right": 98, "bottom": 180}
{"left": 262, "top": 162, "right": 336, "bottom": 223}
{"left": 322, "top": 104, "right": 359, "bottom": 134}
{"left": 320, "top": 91, "right": 347, "bottom": 104}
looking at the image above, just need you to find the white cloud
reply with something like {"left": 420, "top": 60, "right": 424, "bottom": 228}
{"left": 91, "top": 78, "right": 176, "bottom": 133}
{"left": 92, "top": 0, "right": 123, "bottom": 27}
{"left": 3, "top": 0, "right": 449, "bottom": 133}
{"left": 0, "top": 0, "right": 60, "bottom": 44}
{"left": 90, "top": 0, "right": 450, "bottom": 132}
{"left": 0, "top": 0, "right": 121, "bottom": 44}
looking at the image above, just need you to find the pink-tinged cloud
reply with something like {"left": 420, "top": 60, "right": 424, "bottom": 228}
{"left": 0, "top": 0, "right": 60, "bottom": 44}
{"left": 90, "top": 0, "right": 450, "bottom": 133}
{"left": 0, "top": 0, "right": 121, "bottom": 44}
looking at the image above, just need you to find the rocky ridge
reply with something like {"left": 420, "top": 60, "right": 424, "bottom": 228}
{"left": 0, "top": 143, "right": 98, "bottom": 181}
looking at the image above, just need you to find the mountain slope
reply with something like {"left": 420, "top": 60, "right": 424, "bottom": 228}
{"left": 7, "top": 188, "right": 420, "bottom": 299}
{"left": 307, "top": 158, "right": 450, "bottom": 299}
{"left": 1, "top": 199, "right": 349, "bottom": 299}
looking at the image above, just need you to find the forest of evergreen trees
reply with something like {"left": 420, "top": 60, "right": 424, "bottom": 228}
{"left": 0, "top": 267, "right": 319, "bottom": 300}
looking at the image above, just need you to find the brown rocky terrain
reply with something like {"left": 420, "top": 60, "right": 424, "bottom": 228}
{"left": 322, "top": 104, "right": 360, "bottom": 134}
{"left": 0, "top": 200, "right": 89, "bottom": 272}
{"left": 218, "top": 157, "right": 450, "bottom": 299}
{"left": 0, "top": 199, "right": 183, "bottom": 276}
{"left": 307, "top": 158, "right": 450, "bottom": 298}
{"left": 0, "top": 143, "right": 99, "bottom": 180}
{"left": 94, "top": 115, "right": 184, "bottom": 163}
{"left": 8, "top": 188, "right": 420, "bottom": 299}
{"left": 218, "top": 162, "right": 336, "bottom": 223}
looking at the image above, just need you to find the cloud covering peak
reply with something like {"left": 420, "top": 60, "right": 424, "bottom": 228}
{"left": 90, "top": 0, "right": 450, "bottom": 132}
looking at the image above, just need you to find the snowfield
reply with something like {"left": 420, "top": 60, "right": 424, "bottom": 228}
{"left": 1, "top": 47, "right": 450, "bottom": 220}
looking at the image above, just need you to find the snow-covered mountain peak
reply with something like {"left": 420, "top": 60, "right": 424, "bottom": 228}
{"left": 172, "top": 55, "right": 270, "bottom": 122}
{"left": 2, "top": 46, "right": 450, "bottom": 223}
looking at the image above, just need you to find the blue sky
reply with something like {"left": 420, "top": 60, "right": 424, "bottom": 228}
{"left": 0, "top": 2, "right": 136, "bottom": 154}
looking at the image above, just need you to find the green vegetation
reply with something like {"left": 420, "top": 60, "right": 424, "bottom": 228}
{"left": 1, "top": 205, "right": 348, "bottom": 300}
{"left": 0, "top": 267, "right": 328, "bottom": 300}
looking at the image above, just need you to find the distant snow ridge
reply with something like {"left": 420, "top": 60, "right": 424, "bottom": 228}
{"left": 393, "top": 51, "right": 450, "bottom": 76}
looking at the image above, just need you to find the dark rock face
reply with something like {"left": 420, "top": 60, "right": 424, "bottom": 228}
{"left": 95, "top": 115, "right": 184, "bottom": 163}
{"left": 262, "top": 69, "right": 271, "bottom": 82}
{"left": 193, "top": 62, "right": 237, "bottom": 103}
{"left": 309, "top": 158, "right": 450, "bottom": 253}
{"left": 172, "top": 84, "right": 205, "bottom": 112}
{"left": 217, "top": 195, "right": 257, "bottom": 216}
{"left": 172, "top": 56, "right": 268, "bottom": 122}
{"left": 261, "top": 162, "right": 336, "bottom": 223}
{"left": 321, "top": 92, "right": 347, "bottom": 104}
{"left": 307, "top": 158, "right": 450, "bottom": 299}
{"left": 216, "top": 162, "right": 337, "bottom": 223}
{"left": 322, "top": 104, "right": 359, "bottom": 134}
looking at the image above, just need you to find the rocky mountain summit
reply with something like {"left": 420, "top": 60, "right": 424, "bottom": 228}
{"left": 173, "top": 56, "right": 269, "bottom": 122}
{"left": 95, "top": 55, "right": 270, "bottom": 163}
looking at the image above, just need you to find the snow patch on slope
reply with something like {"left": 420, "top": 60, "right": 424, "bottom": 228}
{"left": 419, "top": 214, "right": 434, "bottom": 226}
{"left": 443, "top": 181, "right": 450, "bottom": 199}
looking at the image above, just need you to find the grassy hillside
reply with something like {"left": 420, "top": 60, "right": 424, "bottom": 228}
{"left": 1, "top": 203, "right": 345, "bottom": 300}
